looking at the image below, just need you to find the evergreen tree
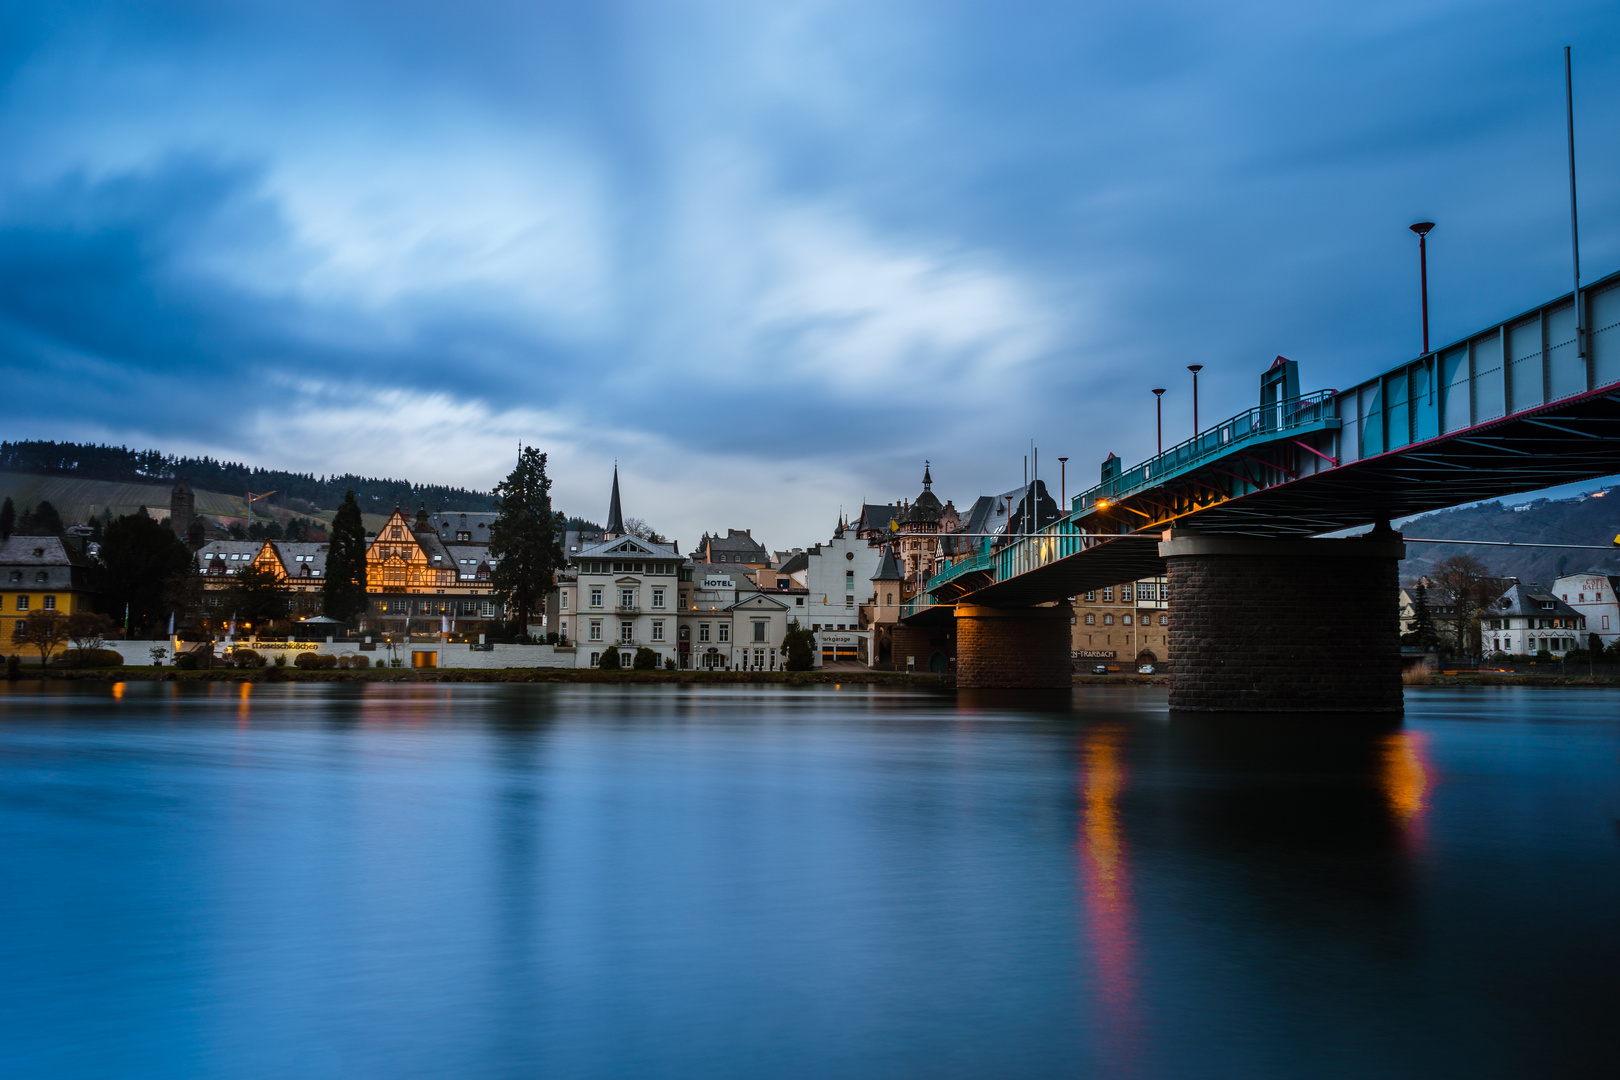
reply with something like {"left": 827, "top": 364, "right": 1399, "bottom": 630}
{"left": 227, "top": 564, "right": 291, "bottom": 631}
{"left": 489, "top": 448, "right": 565, "bottom": 636}
{"left": 17, "top": 501, "right": 65, "bottom": 534}
{"left": 1411, "top": 582, "right": 1440, "bottom": 651}
{"left": 96, "top": 513, "right": 194, "bottom": 636}
{"left": 597, "top": 644, "right": 622, "bottom": 669}
{"left": 782, "top": 620, "right": 816, "bottom": 671}
{"left": 322, "top": 489, "right": 370, "bottom": 624}
{"left": 0, "top": 496, "right": 12, "bottom": 540}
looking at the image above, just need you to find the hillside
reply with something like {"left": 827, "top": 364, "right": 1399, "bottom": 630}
{"left": 1398, "top": 487, "right": 1620, "bottom": 586}
{"left": 0, "top": 473, "right": 249, "bottom": 524}
{"left": 0, "top": 440, "right": 496, "bottom": 514}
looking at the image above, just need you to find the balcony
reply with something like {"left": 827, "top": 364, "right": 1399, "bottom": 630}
{"left": 615, "top": 604, "right": 640, "bottom": 614}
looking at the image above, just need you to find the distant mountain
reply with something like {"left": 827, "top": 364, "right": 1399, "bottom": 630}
{"left": 1398, "top": 487, "right": 1620, "bottom": 587}
{"left": 1, "top": 440, "right": 496, "bottom": 514}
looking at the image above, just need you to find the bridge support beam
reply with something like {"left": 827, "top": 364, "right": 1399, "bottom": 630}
{"left": 954, "top": 602, "right": 1074, "bottom": 689}
{"left": 1161, "top": 530, "right": 1405, "bottom": 713}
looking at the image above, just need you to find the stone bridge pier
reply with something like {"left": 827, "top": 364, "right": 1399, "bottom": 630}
{"left": 954, "top": 601, "right": 1074, "bottom": 689}
{"left": 1160, "top": 530, "right": 1406, "bottom": 713}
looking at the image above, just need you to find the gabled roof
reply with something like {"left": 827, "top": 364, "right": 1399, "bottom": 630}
{"left": 729, "top": 592, "right": 790, "bottom": 611}
{"left": 574, "top": 533, "right": 680, "bottom": 560}
{"left": 856, "top": 504, "right": 900, "bottom": 534}
{"left": 778, "top": 550, "right": 810, "bottom": 575}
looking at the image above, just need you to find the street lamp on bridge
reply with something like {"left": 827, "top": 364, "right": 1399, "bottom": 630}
{"left": 1187, "top": 366, "right": 1203, "bottom": 435}
{"left": 1152, "top": 388, "right": 1166, "bottom": 455}
{"left": 1410, "top": 221, "right": 1435, "bottom": 355}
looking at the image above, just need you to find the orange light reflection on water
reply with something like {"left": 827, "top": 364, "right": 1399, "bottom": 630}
{"left": 1380, "top": 730, "right": 1433, "bottom": 848}
{"left": 1077, "top": 723, "right": 1143, "bottom": 1067}
{"left": 110, "top": 682, "right": 124, "bottom": 700}
{"left": 237, "top": 681, "right": 252, "bottom": 728}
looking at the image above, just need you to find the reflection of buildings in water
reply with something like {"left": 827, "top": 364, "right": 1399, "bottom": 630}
{"left": 1380, "top": 730, "right": 1433, "bottom": 844}
{"left": 1078, "top": 724, "right": 1142, "bottom": 1057}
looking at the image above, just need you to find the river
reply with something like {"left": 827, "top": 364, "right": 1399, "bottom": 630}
{"left": 1, "top": 681, "right": 1616, "bottom": 1078}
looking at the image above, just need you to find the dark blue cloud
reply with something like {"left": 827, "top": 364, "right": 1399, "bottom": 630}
{"left": 1, "top": 0, "right": 1617, "bottom": 538}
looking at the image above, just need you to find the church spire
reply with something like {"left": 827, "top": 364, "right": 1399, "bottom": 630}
{"left": 922, "top": 460, "right": 933, "bottom": 491}
{"left": 605, "top": 464, "right": 625, "bottom": 538}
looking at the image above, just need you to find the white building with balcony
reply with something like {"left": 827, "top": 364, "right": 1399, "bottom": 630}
{"left": 551, "top": 534, "right": 683, "bottom": 669}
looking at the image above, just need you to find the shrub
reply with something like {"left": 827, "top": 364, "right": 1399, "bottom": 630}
{"left": 1401, "top": 665, "right": 1430, "bottom": 686}
{"left": 1535, "top": 649, "right": 1553, "bottom": 661}
{"left": 53, "top": 648, "right": 124, "bottom": 667}
{"left": 598, "top": 646, "right": 622, "bottom": 670}
{"left": 294, "top": 652, "right": 321, "bottom": 668}
{"left": 274, "top": 653, "right": 288, "bottom": 667}
{"left": 349, "top": 654, "right": 370, "bottom": 670}
{"left": 175, "top": 650, "right": 203, "bottom": 670}
{"left": 664, "top": 658, "right": 676, "bottom": 670}
{"left": 544, "top": 632, "right": 559, "bottom": 645}
{"left": 632, "top": 646, "right": 659, "bottom": 670}
{"left": 229, "top": 649, "right": 263, "bottom": 669}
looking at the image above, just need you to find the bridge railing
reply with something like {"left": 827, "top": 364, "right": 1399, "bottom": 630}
{"left": 1072, "top": 389, "right": 1339, "bottom": 514}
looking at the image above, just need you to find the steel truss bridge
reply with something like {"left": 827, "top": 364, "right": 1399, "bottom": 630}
{"left": 912, "top": 268, "right": 1620, "bottom": 613}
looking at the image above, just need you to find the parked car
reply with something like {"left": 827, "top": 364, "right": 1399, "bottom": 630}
{"left": 1092, "top": 664, "right": 1110, "bottom": 675}
{"left": 1138, "top": 664, "right": 1155, "bottom": 674}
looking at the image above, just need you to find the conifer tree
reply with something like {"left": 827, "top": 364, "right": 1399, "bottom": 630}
{"left": 323, "top": 489, "right": 370, "bottom": 625}
{"left": 0, "top": 497, "right": 12, "bottom": 540}
{"left": 489, "top": 447, "right": 565, "bottom": 638}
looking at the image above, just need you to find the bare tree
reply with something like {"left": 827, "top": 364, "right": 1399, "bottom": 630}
{"left": 65, "top": 612, "right": 116, "bottom": 666}
{"left": 15, "top": 610, "right": 70, "bottom": 667}
{"left": 1431, "top": 554, "right": 1497, "bottom": 657}
{"left": 623, "top": 518, "right": 666, "bottom": 543}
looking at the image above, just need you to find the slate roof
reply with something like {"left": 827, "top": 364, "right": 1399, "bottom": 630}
{"left": 871, "top": 545, "right": 903, "bottom": 581}
{"left": 1489, "top": 582, "right": 1584, "bottom": 622}
{"left": 0, "top": 534, "right": 96, "bottom": 570}
{"left": 606, "top": 466, "right": 625, "bottom": 536}
{"left": 778, "top": 550, "right": 810, "bottom": 576}
{"left": 574, "top": 533, "right": 681, "bottom": 561}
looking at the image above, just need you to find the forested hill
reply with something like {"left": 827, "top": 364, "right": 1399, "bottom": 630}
{"left": 0, "top": 440, "right": 495, "bottom": 514}
{"left": 1398, "top": 486, "right": 1620, "bottom": 587}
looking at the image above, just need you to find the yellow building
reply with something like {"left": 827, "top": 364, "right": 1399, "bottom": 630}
{"left": 1071, "top": 576, "right": 1171, "bottom": 669}
{"left": 365, "top": 506, "right": 502, "bottom": 636}
{"left": 2, "top": 535, "right": 98, "bottom": 657}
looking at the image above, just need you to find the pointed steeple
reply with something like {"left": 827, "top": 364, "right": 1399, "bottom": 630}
{"left": 605, "top": 464, "right": 625, "bottom": 538}
{"left": 871, "top": 544, "right": 903, "bottom": 581}
{"left": 922, "top": 460, "right": 932, "bottom": 492}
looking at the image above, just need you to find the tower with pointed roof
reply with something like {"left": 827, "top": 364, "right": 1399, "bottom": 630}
{"left": 605, "top": 465, "right": 625, "bottom": 539}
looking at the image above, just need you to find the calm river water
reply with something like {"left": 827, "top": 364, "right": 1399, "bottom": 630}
{"left": 1, "top": 681, "right": 1617, "bottom": 1078}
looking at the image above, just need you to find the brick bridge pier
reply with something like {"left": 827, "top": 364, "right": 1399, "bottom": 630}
{"left": 1159, "top": 529, "right": 1405, "bottom": 712}
{"left": 948, "top": 529, "right": 1404, "bottom": 709}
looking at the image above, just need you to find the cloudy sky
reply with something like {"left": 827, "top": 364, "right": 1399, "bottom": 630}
{"left": 3, "top": 1, "right": 1617, "bottom": 547}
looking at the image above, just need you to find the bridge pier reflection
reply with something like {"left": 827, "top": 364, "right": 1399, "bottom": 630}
{"left": 1161, "top": 530, "right": 1405, "bottom": 712}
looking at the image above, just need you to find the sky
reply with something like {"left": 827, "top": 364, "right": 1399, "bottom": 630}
{"left": 2, "top": 0, "right": 1618, "bottom": 549}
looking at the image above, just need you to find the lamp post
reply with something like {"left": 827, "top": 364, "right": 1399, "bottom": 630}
{"left": 1187, "top": 366, "right": 1203, "bottom": 434}
{"left": 1058, "top": 457, "right": 1068, "bottom": 506}
{"left": 1410, "top": 221, "right": 1435, "bottom": 354}
{"left": 1152, "top": 388, "right": 1166, "bottom": 455}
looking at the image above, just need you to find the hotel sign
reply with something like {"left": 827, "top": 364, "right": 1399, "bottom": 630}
{"left": 701, "top": 576, "right": 734, "bottom": 589}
